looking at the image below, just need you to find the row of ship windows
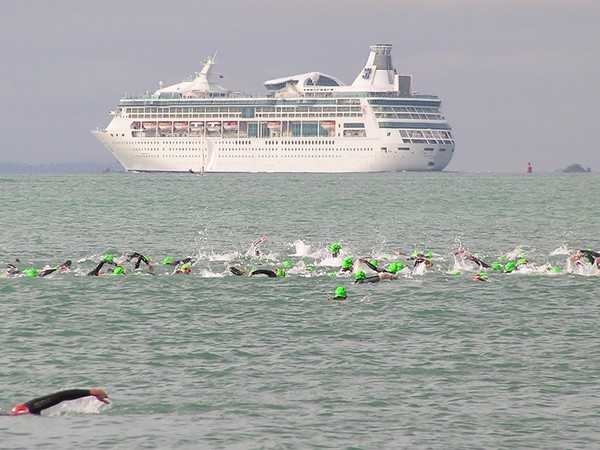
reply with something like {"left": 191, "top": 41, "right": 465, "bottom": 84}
{"left": 132, "top": 147, "right": 374, "bottom": 153}
{"left": 126, "top": 113, "right": 362, "bottom": 119}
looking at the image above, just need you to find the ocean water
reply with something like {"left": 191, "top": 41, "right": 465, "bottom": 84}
{"left": 1, "top": 172, "right": 599, "bottom": 449}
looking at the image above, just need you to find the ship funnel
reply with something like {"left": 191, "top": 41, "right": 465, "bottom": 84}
{"left": 351, "top": 44, "right": 398, "bottom": 90}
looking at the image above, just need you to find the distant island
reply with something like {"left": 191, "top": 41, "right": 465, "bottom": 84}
{"left": 0, "top": 162, "right": 124, "bottom": 174}
{"left": 562, "top": 163, "right": 591, "bottom": 173}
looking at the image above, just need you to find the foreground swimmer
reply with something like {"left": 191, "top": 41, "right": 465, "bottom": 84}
{"left": 6, "top": 388, "right": 110, "bottom": 416}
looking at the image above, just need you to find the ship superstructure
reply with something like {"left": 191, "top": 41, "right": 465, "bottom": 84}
{"left": 92, "top": 44, "right": 454, "bottom": 173}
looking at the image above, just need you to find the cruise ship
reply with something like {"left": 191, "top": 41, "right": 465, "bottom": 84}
{"left": 92, "top": 44, "right": 454, "bottom": 173}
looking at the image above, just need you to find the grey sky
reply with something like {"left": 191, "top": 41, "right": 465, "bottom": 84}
{"left": 1, "top": 0, "right": 598, "bottom": 172}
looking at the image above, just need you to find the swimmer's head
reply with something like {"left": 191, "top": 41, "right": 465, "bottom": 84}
{"left": 22, "top": 268, "right": 38, "bottom": 277}
{"left": 283, "top": 260, "right": 293, "bottom": 268}
{"left": 103, "top": 254, "right": 114, "bottom": 262}
{"left": 341, "top": 257, "right": 353, "bottom": 269}
{"left": 10, "top": 404, "right": 30, "bottom": 415}
{"left": 162, "top": 257, "right": 175, "bottom": 265}
{"left": 516, "top": 258, "right": 528, "bottom": 266}
{"left": 276, "top": 268, "right": 286, "bottom": 277}
{"left": 180, "top": 263, "right": 191, "bottom": 274}
{"left": 330, "top": 243, "right": 341, "bottom": 253}
{"left": 354, "top": 270, "right": 366, "bottom": 281}
{"left": 550, "top": 266, "right": 561, "bottom": 272}
{"left": 369, "top": 259, "right": 378, "bottom": 267}
{"left": 491, "top": 263, "right": 503, "bottom": 271}
{"left": 504, "top": 261, "right": 517, "bottom": 272}
{"left": 333, "top": 286, "right": 347, "bottom": 299}
{"left": 388, "top": 262, "right": 399, "bottom": 273}
{"left": 113, "top": 266, "right": 125, "bottom": 275}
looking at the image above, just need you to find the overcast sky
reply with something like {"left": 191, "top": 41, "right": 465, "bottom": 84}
{"left": 1, "top": 0, "right": 598, "bottom": 172}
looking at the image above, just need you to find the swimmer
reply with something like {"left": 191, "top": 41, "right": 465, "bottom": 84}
{"left": 6, "top": 388, "right": 110, "bottom": 416}
{"left": 161, "top": 256, "right": 193, "bottom": 266}
{"left": 573, "top": 249, "right": 600, "bottom": 266}
{"left": 127, "top": 252, "right": 153, "bottom": 271}
{"left": 228, "top": 267, "right": 285, "bottom": 277}
{"left": 466, "top": 255, "right": 490, "bottom": 269}
{"left": 87, "top": 255, "right": 116, "bottom": 276}
{"left": 472, "top": 272, "right": 488, "bottom": 281}
{"left": 175, "top": 263, "right": 192, "bottom": 275}
{"left": 332, "top": 286, "right": 347, "bottom": 300}
{"left": 353, "top": 270, "right": 398, "bottom": 284}
{"left": 246, "top": 236, "right": 268, "bottom": 257}
{"left": 330, "top": 242, "right": 342, "bottom": 258}
{"left": 340, "top": 257, "right": 354, "bottom": 273}
{"left": 39, "top": 260, "right": 72, "bottom": 277}
{"left": 359, "top": 258, "right": 403, "bottom": 274}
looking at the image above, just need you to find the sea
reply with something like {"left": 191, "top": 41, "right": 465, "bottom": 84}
{"left": 1, "top": 171, "right": 599, "bottom": 449}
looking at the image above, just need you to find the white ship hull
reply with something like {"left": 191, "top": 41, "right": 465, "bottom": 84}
{"left": 93, "top": 44, "right": 455, "bottom": 173}
{"left": 93, "top": 124, "right": 453, "bottom": 173}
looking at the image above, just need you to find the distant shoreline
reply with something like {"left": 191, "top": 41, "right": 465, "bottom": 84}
{"left": 0, "top": 161, "right": 124, "bottom": 174}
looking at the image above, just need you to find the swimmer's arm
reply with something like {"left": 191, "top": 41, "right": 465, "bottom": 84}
{"left": 23, "top": 389, "right": 94, "bottom": 415}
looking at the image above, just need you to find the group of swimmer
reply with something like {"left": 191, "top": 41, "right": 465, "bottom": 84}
{"left": 5, "top": 236, "right": 600, "bottom": 283}
{"left": 4, "top": 239, "right": 599, "bottom": 301}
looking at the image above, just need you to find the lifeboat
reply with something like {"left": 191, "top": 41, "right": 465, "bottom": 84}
{"left": 190, "top": 122, "right": 204, "bottom": 129}
{"left": 223, "top": 121, "right": 238, "bottom": 131}
{"left": 142, "top": 121, "right": 157, "bottom": 130}
{"left": 158, "top": 121, "right": 172, "bottom": 130}
{"left": 130, "top": 121, "right": 141, "bottom": 130}
{"left": 320, "top": 121, "right": 336, "bottom": 130}
{"left": 267, "top": 121, "right": 282, "bottom": 130}
{"left": 174, "top": 121, "right": 189, "bottom": 129}
{"left": 206, "top": 121, "right": 221, "bottom": 131}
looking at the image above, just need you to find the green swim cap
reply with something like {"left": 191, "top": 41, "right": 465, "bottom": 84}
{"left": 497, "top": 255, "right": 506, "bottom": 261}
{"left": 369, "top": 259, "right": 378, "bottom": 267}
{"left": 330, "top": 243, "right": 341, "bottom": 252}
{"left": 276, "top": 268, "right": 286, "bottom": 277}
{"left": 424, "top": 252, "right": 433, "bottom": 259}
{"left": 103, "top": 254, "right": 114, "bottom": 262}
{"left": 341, "top": 257, "right": 353, "bottom": 269}
{"left": 504, "top": 262, "right": 517, "bottom": 272}
{"left": 334, "top": 286, "right": 347, "bottom": 298}
{"left": 492, "top": 263, "right": 502, "bottom": 271}
{"left": 327, "top": 272, "right": 336, "bottom": 277}
{"left": 477, "top": 272, "right": 488, "bottom": 280}
{"left": 516, "top": 258, "right": 528, "bottom": 266}
{"left": 113, "top": 266, "right": 125, "bottom": 275}
{"left": 550, "top": 266, "right": 561, "bottom": 272}
{"left": 23, "top": 268, "right": 38, "bottom": 277}
{"left": 162, "top": 257, "right": 175, "bottom": 265}
{"left": 388, "top": 262, "right": 399, "bottom": 274}
{"left": 180, "top": 263, "right": 191, "bottom": 271}
{"left": 451, "top": 270, "right": 461, "bottom": 275}
{"left": 306, "top": 266, "right": 314, "bottom": 272}
{"left": 396, "top": 262, "right": 405, "bottom": 271}
{"left": 355, "top": 270, "right": 366, "bottom": 280}
{"left": 283, "top": 260, "right": 293, "bottom": 268}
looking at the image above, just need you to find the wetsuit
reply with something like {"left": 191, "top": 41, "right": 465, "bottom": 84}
{"left": 164, "top": 257, "right": 193, "bottom": 266}
{"left": 249, "top": 269, "right": 278, "bottom": 277}
{"left": 466, "top": 256, "right": 490, "bottom": 269}
{"left": 87, "top": 260, "right": 115, "bottom": 276}
{"left": 12, "top": 389, "right": 95, "bottom": 415}
{"left": 579, "top": 250, "right": 600, "bottom": 265}
{"left": 354, "top": 275, "right": 381, "bottom": 284}
{"left": 39, "top": 260, "right": 72, "bottom": 277}
{"left": 229, "top": 267, "right": 246, "bottom": 276}
{"left": 127, "top": 253, "right": 151, "bottom": 269}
